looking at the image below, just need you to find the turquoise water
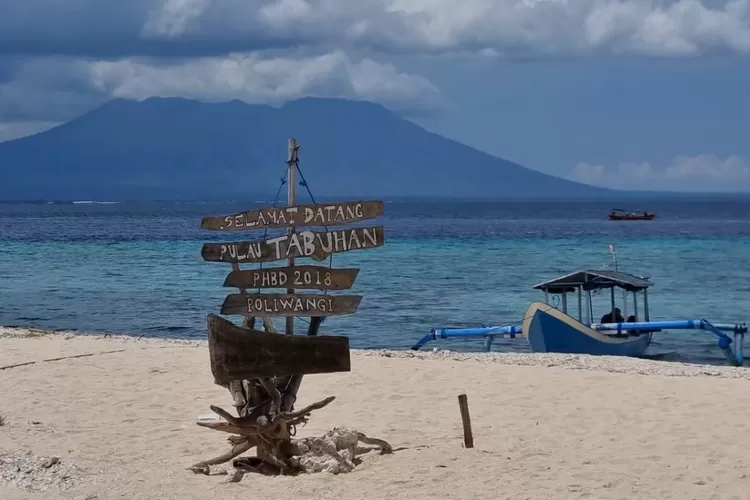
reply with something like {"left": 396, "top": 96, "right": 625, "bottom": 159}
{"left": 1, "top": 200, "right": 749, "bottom": 364}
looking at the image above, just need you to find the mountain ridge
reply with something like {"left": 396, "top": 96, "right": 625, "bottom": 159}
{"left": 0, "top": 96, "right": 606, "bottom": 201}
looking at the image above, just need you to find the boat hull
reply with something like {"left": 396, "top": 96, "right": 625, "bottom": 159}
{"left": 607, "top": 214, "right": 656, "bottom": 220}
{"left": 522, "top": 302, "right": 650, "bottom": 357}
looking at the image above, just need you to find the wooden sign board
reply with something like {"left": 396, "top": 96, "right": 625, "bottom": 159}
{"left": 206, "top": 313, "right": 350, "bottom": 384}
{"left": 221, "top": 293, "right": 362, "bottom": 317}
{"left": 223, "top": 265, "right": 359, "bottom": 291}
{"left": 201, "top": 201, "right": 384, "bottom": 231}
{"left": 202, "top": 226, "right": 384, "bottom": 264}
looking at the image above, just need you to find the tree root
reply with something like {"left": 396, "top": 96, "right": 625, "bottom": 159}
{"left": 191, "top": 395, "right": 392, "bottom": 480}
{"left": 196, "top": 396, "right": 335, "bottom": 438}
{"left": 187, "top": 437, "right": 255, "bottom": 474}
{"left": 356, "top": 431, "right": 393, "bottom": 454}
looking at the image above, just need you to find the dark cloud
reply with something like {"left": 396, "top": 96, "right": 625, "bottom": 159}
{"left": 0, "top": 1, "right": 148, "bottom": 56}
{"left": 0, "top": 56, "right": 107, "bottom": 122}
{"left": 1, "top": 0, "right": 749, "bottom": 137}
{"left": 0, "top": 0, "right": 748, "bottom": 59}
{"left": 0, "top": 0, "right": 354, "bottom": 58}
{"left": 0, "top": 57, "right": 23, "bottom": 83}
{"left": 0, "top": 36, "right": 313, "bottom": 59}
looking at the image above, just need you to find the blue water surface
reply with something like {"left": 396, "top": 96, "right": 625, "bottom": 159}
{"left": 1, "top": 199, "right": 749, "bottom": 364}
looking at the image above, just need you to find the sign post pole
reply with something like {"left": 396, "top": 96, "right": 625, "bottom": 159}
{"left": 286, "top": 138, "right": 298, "bottom": 336}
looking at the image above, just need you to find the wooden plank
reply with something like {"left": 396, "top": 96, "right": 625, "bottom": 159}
{"left": 201, "top": 226, "right": 384, "bottom": 264}
{"left": 280, "top": 316, "right": 323, "bottom": 411}
{"left": 223, "top": 265, "right": 360, "bottom": 291}
{"left": 201, "top": 200, "right": 384, "bottom": 231}
{"left": 206, "top": 313, "right": 350, "bottom": 384}
{"left": 221, "top": 293, "right": 362, "bottom": 317}
{"left": 457, "top": 394, "right": 474, "bottom": 449}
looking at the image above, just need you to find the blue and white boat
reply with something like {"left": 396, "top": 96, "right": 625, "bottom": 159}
{"left": 412, "top": 269, "right": 746, "bottom": 366}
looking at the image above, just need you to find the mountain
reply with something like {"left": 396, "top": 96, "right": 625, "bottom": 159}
{"left": 0, "top": 97, "right": 606, "bottom": 201}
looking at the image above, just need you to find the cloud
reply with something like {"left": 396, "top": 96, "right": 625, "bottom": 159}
{"left": 569, "top": 154, "right": 750, "bottom": 191}
{"left": 2, "top": 1, "right": 748, "bottom": 144}
{"left": 143, "top": 0, "right": 212, "bottom": 38}
{"left": 1, "top": 0, "right": 749, "bottom": 58}
{"left": 0, "top": 49, "right": 442, "bottom": 135}
{"left": 0, "top": 57, "right": 112, "bottom": 122}
{"left": 86, "top": 49, "right": 442, "bottom": 111}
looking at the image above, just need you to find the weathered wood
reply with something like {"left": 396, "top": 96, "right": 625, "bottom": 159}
{"left": 201, "top": 201, "right": 384, "bottom": 231}
{"left": 229, "top": 261, "right": 256, "bottom": 330}
{"left": 191, "top": 426, "right": 392, "bottom": 478}
{"left": 198, "top": 396, "right": 337, "bottom": 437}
{"left": 281, "top": 316, "right": 323, "bottom": 412}
{"left": 206, "top": 314, "right": 350, "bottom": 384}
{"left": 228, "top": 259, "right": 256, "bottom": 419}
{"left": 188, "top": 439, "right": 256, "bottom": 474}
{"left": 233, "top": 300, "right": 279, "bottom": 429}
{"left": 259, "top": 378, "right": 282, "bottom": 416}
{"left": 227, "top": 380, "right": 248, "bottom": 415}
{"left": 285, "top": 138, "right": 299, "bottom": 336}
{"left": 224, "top": 265, "right": 360, "bottom": 291}
{"left": 202, "top": 226, "right": 384, "bottom": 264}
{"left": 457, "top": 393, "right": 474, "bottom": 449}
{"left": 221, "top": 293, "right": 362, "bottom": 317}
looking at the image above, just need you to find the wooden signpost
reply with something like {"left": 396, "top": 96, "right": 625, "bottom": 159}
{"left": 221, "top": 293, "right": 363, "bottom": 317}
{"left": 192, "top": 137, "right": 388, "bottom": 478}
{"left": 207, "top": 314, "right": 351, "bottom": 383}
{"left": 200, "top": 200, "right": 384, "bottom": 231}
{"left": 201, "top": 226, "right": 384, "bottom": 263}
{"left": 223, "top": 265, "right": 359, "bottom": 290}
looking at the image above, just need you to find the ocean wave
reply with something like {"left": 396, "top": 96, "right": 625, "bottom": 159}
{"left": 72, "top": 201, "right": 122, "bottom": 205}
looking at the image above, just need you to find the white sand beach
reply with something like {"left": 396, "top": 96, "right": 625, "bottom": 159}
{"left": 2, "top": 327, "right": 750, "bottom": 500}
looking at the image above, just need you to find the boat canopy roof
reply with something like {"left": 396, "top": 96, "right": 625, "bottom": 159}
{"left": 532, "top": 269, "right": 651, "bottom": 294}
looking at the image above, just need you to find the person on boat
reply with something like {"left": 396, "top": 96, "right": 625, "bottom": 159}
{"left": 600, "top": 307, "right": 625, "bottom": 324}
{"left": 626, "top": 314, "right": 639, "bottom": 335}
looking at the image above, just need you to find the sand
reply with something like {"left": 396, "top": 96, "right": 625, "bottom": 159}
{"left": 1, "top": 328, "right": 750, "bottom": 500}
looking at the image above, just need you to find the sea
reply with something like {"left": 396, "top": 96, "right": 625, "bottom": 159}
{"left": 1, "top": 198, "right": 749, "bottom": 366}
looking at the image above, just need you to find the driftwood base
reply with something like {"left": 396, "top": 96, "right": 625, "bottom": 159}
{"left": 189, "top": 396, "right": 392, "bottom": 481}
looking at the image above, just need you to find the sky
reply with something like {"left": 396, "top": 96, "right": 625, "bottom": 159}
{"left": 1, "top": 0, "right": 749, "bottom": 192}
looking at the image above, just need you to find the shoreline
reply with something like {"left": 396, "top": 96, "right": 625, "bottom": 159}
{"left": 2, "top": 325, "right": 748, "bottom": 380}
{"left": 2, "top": 326, "right": 750, "bottom": 499}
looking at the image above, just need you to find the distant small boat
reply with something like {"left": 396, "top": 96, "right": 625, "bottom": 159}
{"left": 607, "top": 208, "right": 656, "bottom": 220}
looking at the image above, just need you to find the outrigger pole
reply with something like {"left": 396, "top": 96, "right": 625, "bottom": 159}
{"left": 411, "top": 320, "right": 746, "bottom": 366}
{"left": 588, "top": 319, "right": 746, "bottom": 367}
{"left": 411, "top": 325, "right": 524, "bottom": 351}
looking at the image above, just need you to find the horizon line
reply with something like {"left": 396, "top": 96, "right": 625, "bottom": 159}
{"left": 2, "top": 192, "right": 749, "bottom": 204}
